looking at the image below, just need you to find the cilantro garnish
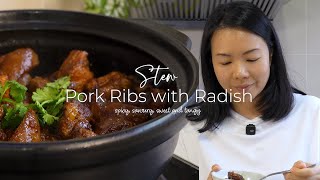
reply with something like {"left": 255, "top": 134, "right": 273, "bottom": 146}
{"left": 0, "top": 76, "right": 71, "bottom": 128}
{"left": 0, "top": 81, "right": 28, "bottom": 129}
{"left": 32, "top": 76, "right": 70, "bottom": 126}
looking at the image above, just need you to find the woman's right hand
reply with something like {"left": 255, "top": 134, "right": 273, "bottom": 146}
{"left": 207, "top": 164, "right": 222, "bottom": 180}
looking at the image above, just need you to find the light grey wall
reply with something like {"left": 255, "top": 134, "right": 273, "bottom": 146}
{"left": 273, "top": 0, "right": 320, "bottom": 97}
{"left": 0, "top": 0, "right": 84, "bottom": 11}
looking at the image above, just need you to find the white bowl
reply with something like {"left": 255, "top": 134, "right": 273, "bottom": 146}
{"left": 212, "top": 170, "right": 264, "bottom": 180}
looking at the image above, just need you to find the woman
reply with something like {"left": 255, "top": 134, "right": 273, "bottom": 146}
{"left": 188, "top": 1, "right": 320, "bottom": 179}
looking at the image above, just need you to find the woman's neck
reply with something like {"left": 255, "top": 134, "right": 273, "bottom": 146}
{"left": 232, "top": 100, "right": 261, "bottom": 120}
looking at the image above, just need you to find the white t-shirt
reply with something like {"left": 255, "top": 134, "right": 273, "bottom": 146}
{"left": 197, "top": 93, "right": 320, "bottom": 180}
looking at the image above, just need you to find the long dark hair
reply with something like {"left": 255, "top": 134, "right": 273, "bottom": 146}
{"left": 187, "top": 1, "right": 305, "bottom": 133}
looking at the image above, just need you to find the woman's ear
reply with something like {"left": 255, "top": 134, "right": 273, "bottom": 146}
{"left": 269, "top": 51, "right": 273, "bottom": 65}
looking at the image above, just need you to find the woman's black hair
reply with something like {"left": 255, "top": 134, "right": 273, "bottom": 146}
{"left": 187, "top": 1, "right": 305, "bottom": 133}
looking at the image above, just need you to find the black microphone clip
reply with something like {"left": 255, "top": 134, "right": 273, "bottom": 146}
{"left": 246, "top": 124, "right": 256, "bottom": 135}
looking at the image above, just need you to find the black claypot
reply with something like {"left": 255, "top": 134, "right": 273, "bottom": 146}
{"left": 0, "top": 10, "right": 198, "bottom": 180}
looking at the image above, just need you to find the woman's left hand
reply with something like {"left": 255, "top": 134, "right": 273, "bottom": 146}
{"left": 284, "top": 161, "right": 320, "bottom": 180}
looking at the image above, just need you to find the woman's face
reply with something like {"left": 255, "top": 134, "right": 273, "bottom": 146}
{"left": 211, "top": 28, "right": 271, "bottom": 102}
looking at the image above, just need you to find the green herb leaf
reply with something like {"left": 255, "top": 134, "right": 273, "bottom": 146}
{"left": 32, "top": 87, "right": 58, "bottom": 105}
{"left": 43, "top": 114, "right": 59, "bottom": 125}
{"left": 32, "top": 76, "right": 71, "bottom": 125}
{"left": 1, "top": 102, "right": 28, "bottom": 129}
{"left": 7, "top": 81, "right": 28, "bottom": 103}
{"left": 46, "top": 76, "right": 70, "bottom": 90}
{"left": 0, "top": 81, "right": 28, "bottom": 129}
